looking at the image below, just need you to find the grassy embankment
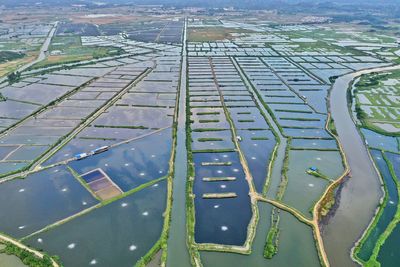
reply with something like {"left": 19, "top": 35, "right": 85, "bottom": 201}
{"left": 0, "top": 241, "right": 61, "bottom": 267}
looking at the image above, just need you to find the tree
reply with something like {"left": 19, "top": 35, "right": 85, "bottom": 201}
{"left": 7, "top": 71, "right": 21, "bottom": 84}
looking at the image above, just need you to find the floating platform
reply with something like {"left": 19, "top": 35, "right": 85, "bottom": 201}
{"left": 81, "top": 168, "right": 123, "bottom": 200}
{"left": 202, "top": 192, "right": 237, "bottom": 199}
{"left": 202, "top": 177, "right": 237, "bottom": 182}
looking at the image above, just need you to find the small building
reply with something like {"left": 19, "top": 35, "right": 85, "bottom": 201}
{"left": 236, "top": 135, "right": 242, "bottom": 142}
{"left": 50, "top": 50, "right": 63, "bottom": 56}
{"left": 92, "top": 146, "right": 109, "bottom": 155}
{"left": 75, "top": 153, "right": 89, "bottom": 160}
{"left": 309, "top": 166, "right": 318, "bottom": 172}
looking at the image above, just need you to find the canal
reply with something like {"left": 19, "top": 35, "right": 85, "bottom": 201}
{"left": 166, "top": 18, "right": 191, "bottom": 267}
{"left": 324, "top": 64, "right": 400, "bottom": 267}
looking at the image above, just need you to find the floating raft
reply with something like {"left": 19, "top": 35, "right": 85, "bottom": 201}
{"left": 202, "top": 192, "right": 237, "bottom": 199}
{"left": 202, "top": 177, "right": 236, "bottom": 182}
{"left": 201, "top": 161, "right": 232, "bottom": 166}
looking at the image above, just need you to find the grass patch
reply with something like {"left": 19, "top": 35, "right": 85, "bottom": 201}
{"left": 31, "top": 35, "right": 123, "bottom": 70}
{"left": 328, "top": 116, "right": 338, "bottom": 136}
{"left": 198, "top": 119, "right": 219, "bottom": 123}
{"left": 251, "top": 137, "right": 269, "bottom": 140}
{"left": 196, "top": 112, "right": 220, "bottom": 115}
{"left": 93, "top": 125, "right": 148, "bottom": 130}
{"left": 263, "top": 208, "right": 280, "bottom": 259}
{"left": 0, "top": 51, "right": 25, "bottom": 64}
{"left": 197, "top": 137, "right": 223, "bottom": 142}
{"left": 306, "top": 169, "right": 331, "bottom": 182}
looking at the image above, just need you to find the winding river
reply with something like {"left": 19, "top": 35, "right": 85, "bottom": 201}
{"left": 324, "top": 64, "right": 400, "bottom": 267}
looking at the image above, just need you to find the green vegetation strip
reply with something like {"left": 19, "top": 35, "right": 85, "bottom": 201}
{"left": 276, "top": 137, "right": 292, "bottom": 201}
{"left": 196, "top": 112, "right": 220, "bottom": 115}
{"left": 260, "top": 138, "right": 292, "bottom": 260}
{"left": 328, "top": 117, "right": 338, "bottom": 136}
{"left": 263, "top": 208, "right": 280, "bottom": 259}
{"left": 197, "top": 137, "right": 223, "bottom": 142}
{"left": 93, "top": 125, "right": 148, "bottom": 130}
{"left": 192, "top": 128, "right": 227, "bottom": 132}
{"left": 306, "top": 169, "right": 332, "bottom": 182}
{"left": 198, "top": 119, "right": 220, "bottom": 123}
{"left": 251, "top": 137, "right": 269, "bottom": 140}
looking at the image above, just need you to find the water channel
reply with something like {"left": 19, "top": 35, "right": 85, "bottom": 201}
{"left": 324, "top": 64, "right": 400, "bottom": 267}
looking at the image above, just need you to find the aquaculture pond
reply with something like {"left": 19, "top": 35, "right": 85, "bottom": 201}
{"left": 43, "top": 139, "right": 116, "bottom": 166}
{"left": 361, "top": 128, "right": 399, "bottom": 153}
{"left": 25, "top": 180, "right": 168, "bottom": 267}
{"left": 192, "top": 152, "right": 252, "bottom": 245}
{"left": 266, "top": 210, "right": 320, "bottom": 267}
{"left": 0, "top": 145, "right": 18, "bottom": 159}
{"left": 6, "top": 145, "right": 48, "bottom": 161}
{"left": 377, "top": 223, "right": 400, "bottom": 267}
{"left": 283, "top": 150, "right": 344, "bottom": 218}
{"left": 0, "top": 165, "right": 98, "bottom": 238}
{"left": 282, "top": 128, "right": 332, "bottom": 139}
{"left": 191, "top": 130, "right": 235, "bottom": 151}
{"left": 0, "top": 244, "right": 26, "bottom": 267}
{"left": 291, "top": 139, "right": 338, "bottom": 150}
{"left": 202, "top": 205, "right": 320, "bottom": 267}
{"left": 356, "top": 150, "right": 398, "bottom": 262}
{"left": 236, "top": 129, "right": 276, "bottom": 193}
{"left": 200, "top": 203, "right": 272, "bottom": 266}
{"left": 385, "top": 152, "right": 400, "bottom": 180}
{"left": 0, "top": 162, "right": 28, "bottom": 176}
{"left": 69, "top": 128, "right": 172, "bottom": 192}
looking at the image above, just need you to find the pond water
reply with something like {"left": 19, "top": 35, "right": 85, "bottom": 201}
{"left": 0, "top": 145, "right": 19, "bottom": 159}
{"left": 0, "top": 100, "right": 38, "bottom": 119}
{"left": 44, "top": 139, "right": 116, "bottom": 166}
{"left": 0, "top": 247, "right": 26, "bottom": 267}
{"left": 69, "top": 128, "right": 172, "bottom": 192}
{"left": 282, "top": 150, "right": 344, "bottom": 218}
{"left": 282, "top": 128, "right": 331, "bottom": 139}
{"left": 0, "top": 165, "right": 98, "bottom": 238}
{"left": 291, "top": 139, "right": 338, "bottom": 150}
{"left": 236, "top": 130, "right": 276, "bottom": 193}
{"left": 201, "top": 205, "right": 321, "bottom": 267}
{"left": 191, "top": 130, "right": 235, "bottom": 151}
{"left": 6, "top": 145, "right": 48, "bottom": 161}
{"left": 361, "top": 128, "right": 399, "bottom": 153}
{"left": 193, "top": 152, "right": 252, "bottom": 245}
{"left": 377, "top": 222, "right": 400, "bottom": 267}
{"left": 25, "top": 180, "right": 167, "bottom": 267}
{"left": 0, "top": 162, "right": 29, "bottom": 176}
{"left": 200, "top": 203, "right": 272, "bottom": 266}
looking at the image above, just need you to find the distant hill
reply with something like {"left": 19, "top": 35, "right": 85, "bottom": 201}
{"left": 0, "top": 0, "right": 398, "bottom": 9}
